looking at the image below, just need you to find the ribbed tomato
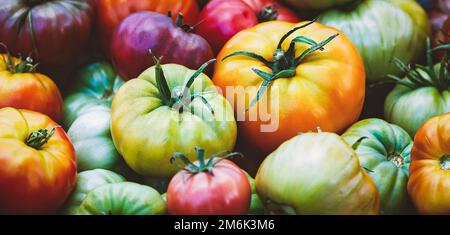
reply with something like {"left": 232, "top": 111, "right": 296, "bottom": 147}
{"left": 408, "top": 113, "right": 450, "bottom": 215}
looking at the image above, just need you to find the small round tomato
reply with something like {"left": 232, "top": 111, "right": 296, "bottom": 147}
{"left": 0, "top": 107, "right": 76, "bottom": 214}
{"left": 408, "top": 113, "right": 450, "bottom": 215}
{"left": 196, "top": 0, "right": 299, "bottom": 54}
{"left": 167, "top": 147, "right": 251, "bottom": 215}
{"left": 0, "top": 54, "right": 63, "bottom": 122}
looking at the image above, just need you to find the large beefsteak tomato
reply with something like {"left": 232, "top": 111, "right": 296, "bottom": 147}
{"left": 166, "top": 147, "right": 251, "bottom": 215}
{"left": 0, "top": 107, "right": 76, "bottom": 214}
{"left": 318, "top": 0, "right": 430, "bottom": 82}
{"left": 213, "top": 21, "right": 365, "bottom": 155}
{"left": 408, "top": 113, "right": 450, "bottom": 214}
{"left": 196, "top": 0, "right": 299, "bottom": 54}
{"left": 0, "top": 0, "right": 95, "bottom": 66}
{"left": 0, "top": 53, "right": 63, "bottom": 122}
{"left": 97, "top": 0, "right": 199, "bottom": 53}
{"left": 342, "top": 118, "right": 414, "bottom": 214}
{"left": 111, "top": 58, "right": 237, "bottom": 177}
{"left": 111, "top": 11, "right": 213, "bottom": 80}
{"left": 255, "top": 132, "right": 380, "bottom": 215}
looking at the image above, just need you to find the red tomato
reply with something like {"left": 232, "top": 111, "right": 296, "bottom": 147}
{"left": 196, "top": 0, "right": 299, "bottom": 54}
{"left": 167, "top": 148, "right": 251, "bottom": 215}
{"left": 0, "top": 108, "right": 77, "bottom": 214}
{"left": 97, "top": 0, "right": 199, "bottom": 53}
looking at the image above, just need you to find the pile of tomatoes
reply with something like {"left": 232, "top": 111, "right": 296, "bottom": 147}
{"left": 0, "top": 0, "right": 449, "bottom": 215}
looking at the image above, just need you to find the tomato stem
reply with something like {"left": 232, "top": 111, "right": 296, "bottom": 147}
{"left": 257, "top": 5, "right": 279, "bottom": 23}
{"left": 25, "top": 126, "right": 58, "bottom": 149}
{"left": 0, "top": 44, "right": 38, "bottom": 74}
{"left": 440, "top": 155, "right": 450, "bottom": 170}
{"left": 387, "top": 153, "right": 405, "bottom": 168}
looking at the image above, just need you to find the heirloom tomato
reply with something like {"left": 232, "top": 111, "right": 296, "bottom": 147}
{"left": 384, "top": 40, "right": 450, "bottom": 137}
{"left": 76, "top": 182, "right": 166, "bottom": 215}
{"left": 245, "top": 172, "right": 264, "bottom": 215}
{"left": 111, "top": 11, "right": 213, "bottom": 80}
{"left": 97, "top": 0, "right": 199, "bottom": 52}
{"left": 0, "top": 0, "right": 95, "bottom": 66}
{"left": 196, "top": 0, "right": 299, "bottom": 54}
{"left": 62, "top": 169, "right": 125, "bottom": 215}
{"left": 63, "top": 62, "right": 124, "bottom": 128}
{"left": 0, "top": 53, "right": 63, "bottom": 122}
{"left": 318, "top": 0, "right": 429, "bottom": 82}
{"left": 167, "top": 148, "right": 251, "bottom": 215}
{"left": 213, "top": 21, "right": 365, "bottom": 155}
{"left": 0, "top": 107, "right": 76, "bottom": 214}
{"left": 255, "top": 132, "right": 380, "bottom": 215}
{"left": 342, "top": 119, "right": 414, "bottom": 214}
{"left": 111, "top": 58, "right": 237, "bottom": 177}
{"left": 281, "top": 0, "right": 354, "bottom": 10}
{"left": 408, "top": 113, "right": 450, "bottom": 215}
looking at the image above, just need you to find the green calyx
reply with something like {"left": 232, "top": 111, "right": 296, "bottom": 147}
{"left": 387, "top": 38, "right": 450, "bottom": 91}
{"left": 170, "top": 147, "right": 243, "bottom": 174}
{"left": 222, "top": 20, "right": 338, "bottom": 111}
{"left": 168, "top": 11, "right": 196, "bottom": 33}
{"left": 257, "top": 5, "right": 279, "bottom": 23}
{"left": 151, "top": 53, "right": 216, "bottom": 115}
{"left": 25, "top": 127, "right": 57, "bottom": 149}
{"left": 387, "top": 153, "right": 405, "bottom": 168}
{"left": 1, "top": 44, "right": 38, "bottom": 73}
{"left": 441, "top": 155, "right": 450, "bottom": 170}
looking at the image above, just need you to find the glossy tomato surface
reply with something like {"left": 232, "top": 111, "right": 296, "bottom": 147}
{"left": 0, "top": 107, "right": 76, "bottom": 214}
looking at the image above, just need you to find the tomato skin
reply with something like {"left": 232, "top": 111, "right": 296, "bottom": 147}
{"left": 0, "top": 0, "right": 95, "bottom": 66}
{"left": 342, "top": 118, "right": 414, "bottom": 215}
{"left": 167, "top": 159, "right": 251, "bottom": 215}
{"left": 213, "top": 21, "right": 365, "bottom": 155}
{"left": 0, "top": 108, "right": 77, "bottom": 214}
{"left": 196, "top": 0, "right": 299, "bottom": 54}
{"left": 97, "top": 0, "right": 199, "bottom": 53}
{"left": 408, "top": 113, "right": 450, "bottom": 215}
{"left": 110, "top": 12, "right": 213, "bottom": 80}
{"left": 281, "top": 0, "right": 354, "bottom": 10}
{"left": 255, "top": 132, "right": 380, "bottom": 215}
{"left": 0, "top": 54, "right": 63, "bottom": 123}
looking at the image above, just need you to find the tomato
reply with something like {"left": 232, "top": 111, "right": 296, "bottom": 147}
{"left": 0, "top": 54, "right": 63, "bottom": 122}
{"left": 63, "top": 62, "right": 124, "bottom": 128}
{"left": 213, "top": 21, "right": 365, "bottom": 155}
{"left": 62, "top": 169, "right": 126, "bottom": 215}
{"left": 281, "top": 0, "right": 354, "bottom": 10}
{"left": 111, "top": 58, "right": 237, "bottom": 177}
{"left": 255, "top": 132, "right": 380, "bottom": 215}
{"left": 97, "top": 0, "right": 199, "bottom": 53}
{"left": 342, "top": 118, "right": 414, "bottom": 214}
{"left": 196, "top": 0, "right": 299, "bottom": 54}
{"left": 111, "top": 11, "right": 213, "bottom": 81}
{"left": 0, "top": 107, "right": 76, "bottom": 214}
{"left": 429, "top": 0, "right": 450, "bottom": 33}
{"left": 318, "top": 0, "right": 430, "bottom": 82}
{"left": 408, "top": 113, "right": 450, "bottom": 215}
{"left": 384, "top": 41, "right": 450, "bottom": 137}
{"left": 0, "top": 0, "right": 95, "bottom": 67}
{"left": 245, "top": 172, "right": 264, "bottom": 215}
{"left": 76, "top": 182, "right": 166, "bottom": 215}
{"left": 166, "top": 147, "right": 251, "bottom": 215}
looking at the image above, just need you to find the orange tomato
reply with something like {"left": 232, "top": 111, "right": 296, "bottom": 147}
{"left": 0, "top": 54, "right": 63, "bottom": 122}
{"left": 408, "top": 113, "right": 450, "bottom": 215}
{"left": 213, "top": 21, "right": 365, "bottom": 155}
{"left": 97, "top": 0, "right": 199, "bottom": 52}
{"left": 0, "top": 108, "right": 77, "bottom": 214}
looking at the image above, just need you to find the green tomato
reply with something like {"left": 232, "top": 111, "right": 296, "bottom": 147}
{"left": 76, "top": 182, "right": 166, "bottom": 215}
{"left": 67, "top": 106, "right": 127, "bottom": 172}
{"left": 318, "top": 0, "right": 429, "bottom": 82}
{"left": 342, "top": 118, "right": 414, "bottom": 215}
{"left": 245, "top": 172, "right": 264, "bottom": 215}
{"left": 385, "top": 63, "right": 450, "bottom": 137}
{"left": 281, "top": 0, "right": 355, "bottom": 10}
{"left": 255, "top": 132, "right": 381, "bottom": 215}
{"left": 62, "top": 169, "right": 126, "bottom": 215}
{"left": 111, "top": 63, "right": 237, "bottom": 177}
{"left": 63, "top": 62, "right": 124, "bottom": 128}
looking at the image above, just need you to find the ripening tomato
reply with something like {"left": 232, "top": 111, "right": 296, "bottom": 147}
{"left": 213, "top": 21, "right": 365, "bottom": 155}
{"left": 0, "top": 107, "right": 77, "bottom": 214}
{"left": 0, "top": 54, "right": 63, "bottom": 122}
{"left": 196, "top": 0, "right": 299, "bottom": 54}
{"left": 97, "top": 0, "right": 199, "bottom": 53}
{"left": 166, "top": 148, "right": 251, "bottom": 215}
{"left": 408, "top": 113, "right": 450, "bottom": 215}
